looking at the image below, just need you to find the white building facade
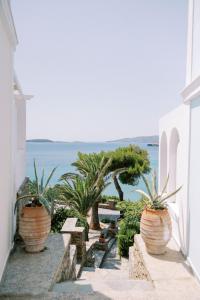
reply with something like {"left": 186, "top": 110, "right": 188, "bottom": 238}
{"left": 0, "top": 0, "right": 31, "bottom": 280}
{"left": 159, "top": 0, "right": 200, "bottom": 280}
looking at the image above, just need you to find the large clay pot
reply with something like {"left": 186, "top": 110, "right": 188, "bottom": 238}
{"left": 140, "top": 208, "right": 172, "bottom": 255}
{"left": 19, "top": 206, "right": 51, "bottom": 253}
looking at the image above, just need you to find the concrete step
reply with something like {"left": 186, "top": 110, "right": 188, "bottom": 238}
{"left": 75, "top": 263, "right": 82, "bottom": 278}
{"left": 53, "top": 278, "right": 154, "bottom": 292}
{"left": 94, "top": 250, "right": 105, "bottom": 268}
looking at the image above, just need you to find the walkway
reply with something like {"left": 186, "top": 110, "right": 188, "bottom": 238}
{"left": 53, "top": 241, "right": 154, "bottom": 299}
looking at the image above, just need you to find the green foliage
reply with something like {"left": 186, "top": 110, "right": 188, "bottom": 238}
{"left": 59, "top": 155, "right": 111, "bottom": 214}
{"left": 106, "top": 145, "right": 150, "bottom": 186}
{"left": 117, "top": 198, "right": 148, "bottom": 257}
{"left": 135, "top": 171, "right": 182, "bottom": 210}
{"left": 101, "top": 195, "right": 120, "bottom": 203}
{"left": 58, "top": 173, "right": 110, "bottom": 217}
{"left": 100, "top": 218, "right": 111, "bottom": 223}
{"left": 51, "top": 207, "right": 87, "bottom": 233}
{"left": 74, "top": 145, "right": 150, "bottom": 187}
{"left": 15, "top": 160, "right": 56, "bottom": 214}
{"left": 73, "top": 146, "right": 150, "bottom": 202}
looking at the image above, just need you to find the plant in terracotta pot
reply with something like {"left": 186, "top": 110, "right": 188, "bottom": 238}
{"left": 15, "top": 160, "right": 56, "bottom": 253}
{"left": 99, "top": 232, "right": 106, "bottom": 243}
{"left": 110, "top": 220, "right": 116, "bottom": 229}
{"left": 135, "top": 171, "right": 181, "bottom": 255}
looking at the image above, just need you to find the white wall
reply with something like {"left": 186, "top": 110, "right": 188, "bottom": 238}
{"left": 15, "top": 97, "right": 26, "bottom": 191}
{"left": 188, "top": 96, "right": 200, "bottom": 279}
{"left": 159, "top": 104, "right": 190, "bottom": 255}
{"left": 192, "top": 0, "right": 200, "bottom": 80}
{"left": 186, "top": 0, "right": 200, "bottom": 85}
{"left": 0, "top": 0, "right": 27, "bottom": 281}
{"left": 0, "top": 13, "right": 15, "bottom": 280}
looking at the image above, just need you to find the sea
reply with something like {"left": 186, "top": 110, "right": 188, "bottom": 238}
{"left": 26, "top": 142, "right": 158, "bottom": 201}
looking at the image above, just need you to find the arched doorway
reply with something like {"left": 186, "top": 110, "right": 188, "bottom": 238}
{"left": 169, "top": 128, "right": 180, "bottom": 202}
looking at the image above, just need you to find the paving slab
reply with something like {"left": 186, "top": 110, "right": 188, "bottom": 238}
{"left": 0, "top": 234, "right": 71, "bottom": 298}
{"left": 134, "top": 234, "right": 200, "bottom": 299}
{"left": 134, "top": 234, "right": 195, "bottom": 281}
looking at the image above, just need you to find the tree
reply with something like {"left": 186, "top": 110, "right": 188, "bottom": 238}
{"left": 72, "top": 154, "right": 112, "bottom": 230}
{"left": 60, "top": 155, "right": 111, "bottom": 231}
{"left": 105, "top": 145, "right": 150, "bottom": 201}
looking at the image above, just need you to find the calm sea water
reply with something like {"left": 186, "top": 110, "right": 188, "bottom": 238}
{"left": 26, "top": 142, "right": 158, "bottom": 201}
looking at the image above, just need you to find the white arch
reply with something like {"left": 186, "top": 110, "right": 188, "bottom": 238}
{"left": 169, "top": 128, "right": 180, "bottom": 202}
{"left": 160, "top": 131, "right": 168, "bottom": 192}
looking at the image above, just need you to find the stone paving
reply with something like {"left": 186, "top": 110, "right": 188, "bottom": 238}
{"left": 53, "top": 241, "right": 154, "bottom": 299}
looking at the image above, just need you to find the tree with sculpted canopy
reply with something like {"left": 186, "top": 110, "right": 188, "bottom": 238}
{"left": 106, "top": 145, "right": 150, "bottom": 201}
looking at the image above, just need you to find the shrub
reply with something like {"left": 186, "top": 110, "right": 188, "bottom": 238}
{"left": 100, "top": 217, "right": 111, "bottom": 223}
{"left": 51, "top": 207, "right": 87, "bottom": 233}
{"left": 101, "top": 195, "right": 120, "bottom": 203}
{"left": 117, "top": 198, "right": 148, "bottom": 257}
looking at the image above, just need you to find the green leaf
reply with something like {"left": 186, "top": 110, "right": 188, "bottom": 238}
{"left": 33, "top": 159, "right": 40, "bottom": 194}
{"left": 134, "top": 189, "right": 151, "bottom": 201}
{"left": 44, "top": 166, "right": 57, "bottom": 190}
{"left": 39, "top": 195, "right": 51, "bottom": 214}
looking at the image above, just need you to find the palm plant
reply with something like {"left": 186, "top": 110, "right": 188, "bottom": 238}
{"left": 60, "top": 155, "right": 112, "bottom": 230}
{"left": 15, "top": 160, "right": 57, "bottom": 214}
{"left": 135, "top": 171, "right": 182, "bottom": 210}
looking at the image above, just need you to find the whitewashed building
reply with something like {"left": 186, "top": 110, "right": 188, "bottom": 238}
{"left": 0, "top": 0, "right": 32, "bottom": 280}
{"left": 159, "top": 0, "right": 200, "bottom": 281}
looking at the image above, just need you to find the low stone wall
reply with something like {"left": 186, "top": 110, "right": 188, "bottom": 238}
{"left": 61, "top": 218, "right": 86, "bottom": 264}
{"left": 99, "top": 200, "right": 117, "bottom": 210}
{"left": 129, "top": 245, "right": 150, "bottom": 280}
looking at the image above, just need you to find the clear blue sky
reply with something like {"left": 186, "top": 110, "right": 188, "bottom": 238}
{"left": 12, "top": 0, "right": 188, "bottom": 142}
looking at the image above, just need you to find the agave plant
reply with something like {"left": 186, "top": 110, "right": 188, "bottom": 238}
{"left": 135, "top": 171, "right": 182, "bottom": 210}
{"left": 15, "top": 160, "right": 57, "bottom": 214}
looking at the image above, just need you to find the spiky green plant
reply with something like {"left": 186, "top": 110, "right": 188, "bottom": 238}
{"left": 59, "top": 156, "right": 112, "bottom": 230}
{"left": 15, "top": 160, "right": 57, "bottom": 214}
{"left": 135, "top": 171, "right": 182, "bottom": 210}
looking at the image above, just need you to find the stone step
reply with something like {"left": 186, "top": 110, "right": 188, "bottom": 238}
{"left": 68, "top": 244, "right": 77, "bottom": 280}
{"left": 53, "top": 278, "right": 154, "bottom": 299}
{"left": 94, "top": 250, "right": 105, "bottom": 268}
{"left": 75, "top": 263, "right": 82, "bottom": 278}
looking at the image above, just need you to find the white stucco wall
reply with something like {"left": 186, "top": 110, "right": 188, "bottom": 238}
{"left": 191, "top": 0, "right": 200, "bottom": 80}
{"left": 187, "top": 96, "right": 200, "bottom": 279}
{"left": 0, "top": 12, "right": 15, "bottom": 280}
{"left": 0, "top": 0, "right": 27, "bottom": 281}
{"left": 15, "top": 97, "right": 26, "bottom": 191}
{"left": 159, "top": 104, "right": 190, "bottom": 255}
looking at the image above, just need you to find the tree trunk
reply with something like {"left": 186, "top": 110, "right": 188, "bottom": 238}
{"left": 113, "top": 175, "right": 124, "bottom": 201}
{"left": 89, "top": 201, "right": 101, "bottom": 230}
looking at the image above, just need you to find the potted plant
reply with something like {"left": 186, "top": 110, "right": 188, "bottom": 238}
{"left": 110, "top": 220, "right": 116, "bottom": 229}
{"left": 135, "top": 171, "right": 181, "bottom": 255}
{"left": 99, "top": 232, "right": 106, "bottom": 243}
{"left": 15, "top": 160, "right": 56, "bottom": 253}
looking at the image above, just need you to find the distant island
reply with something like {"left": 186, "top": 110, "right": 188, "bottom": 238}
{"left": 26, "top": 135, "right": 159, "bottom": 144}
{"left": 106, "top": 135, "right": 159, "bottom": 144}
{"left": 26, "top": 139, "right": 54, "bottom": 143}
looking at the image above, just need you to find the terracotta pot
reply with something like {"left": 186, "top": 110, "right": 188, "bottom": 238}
{"left": 19, "top": 206, "right": 51, "bottom": 253}
{"left": 140, "top": 208, "right": 172, "bottom": 255}
{"left": 99, "top": 237, "right": 106, "bottom": 243}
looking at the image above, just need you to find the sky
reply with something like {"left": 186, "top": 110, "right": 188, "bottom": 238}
{"left": 12, "top": 0, "right": 188, "bottom": 142}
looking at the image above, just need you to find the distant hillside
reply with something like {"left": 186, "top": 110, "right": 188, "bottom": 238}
{"left": 26, "top": 139, "right": 53, "bottom": 143}
{"left": 106, "top": 135, "right": 159, "bottom": 144}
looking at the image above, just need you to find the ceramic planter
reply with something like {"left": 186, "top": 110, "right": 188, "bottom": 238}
{"left": 19, "top": 206, "right": 51, "bottom": 253}
{"left": 140, "top": 208, "right": 172, "bottom": 255}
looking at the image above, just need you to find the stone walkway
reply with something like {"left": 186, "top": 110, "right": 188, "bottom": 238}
{"left": 53, "top": 241, "right": 154, "bottom": 299}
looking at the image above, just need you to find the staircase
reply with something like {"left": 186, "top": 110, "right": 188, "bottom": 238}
{"left": 52, "top": 241, "right": 154, "bottom": 299}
